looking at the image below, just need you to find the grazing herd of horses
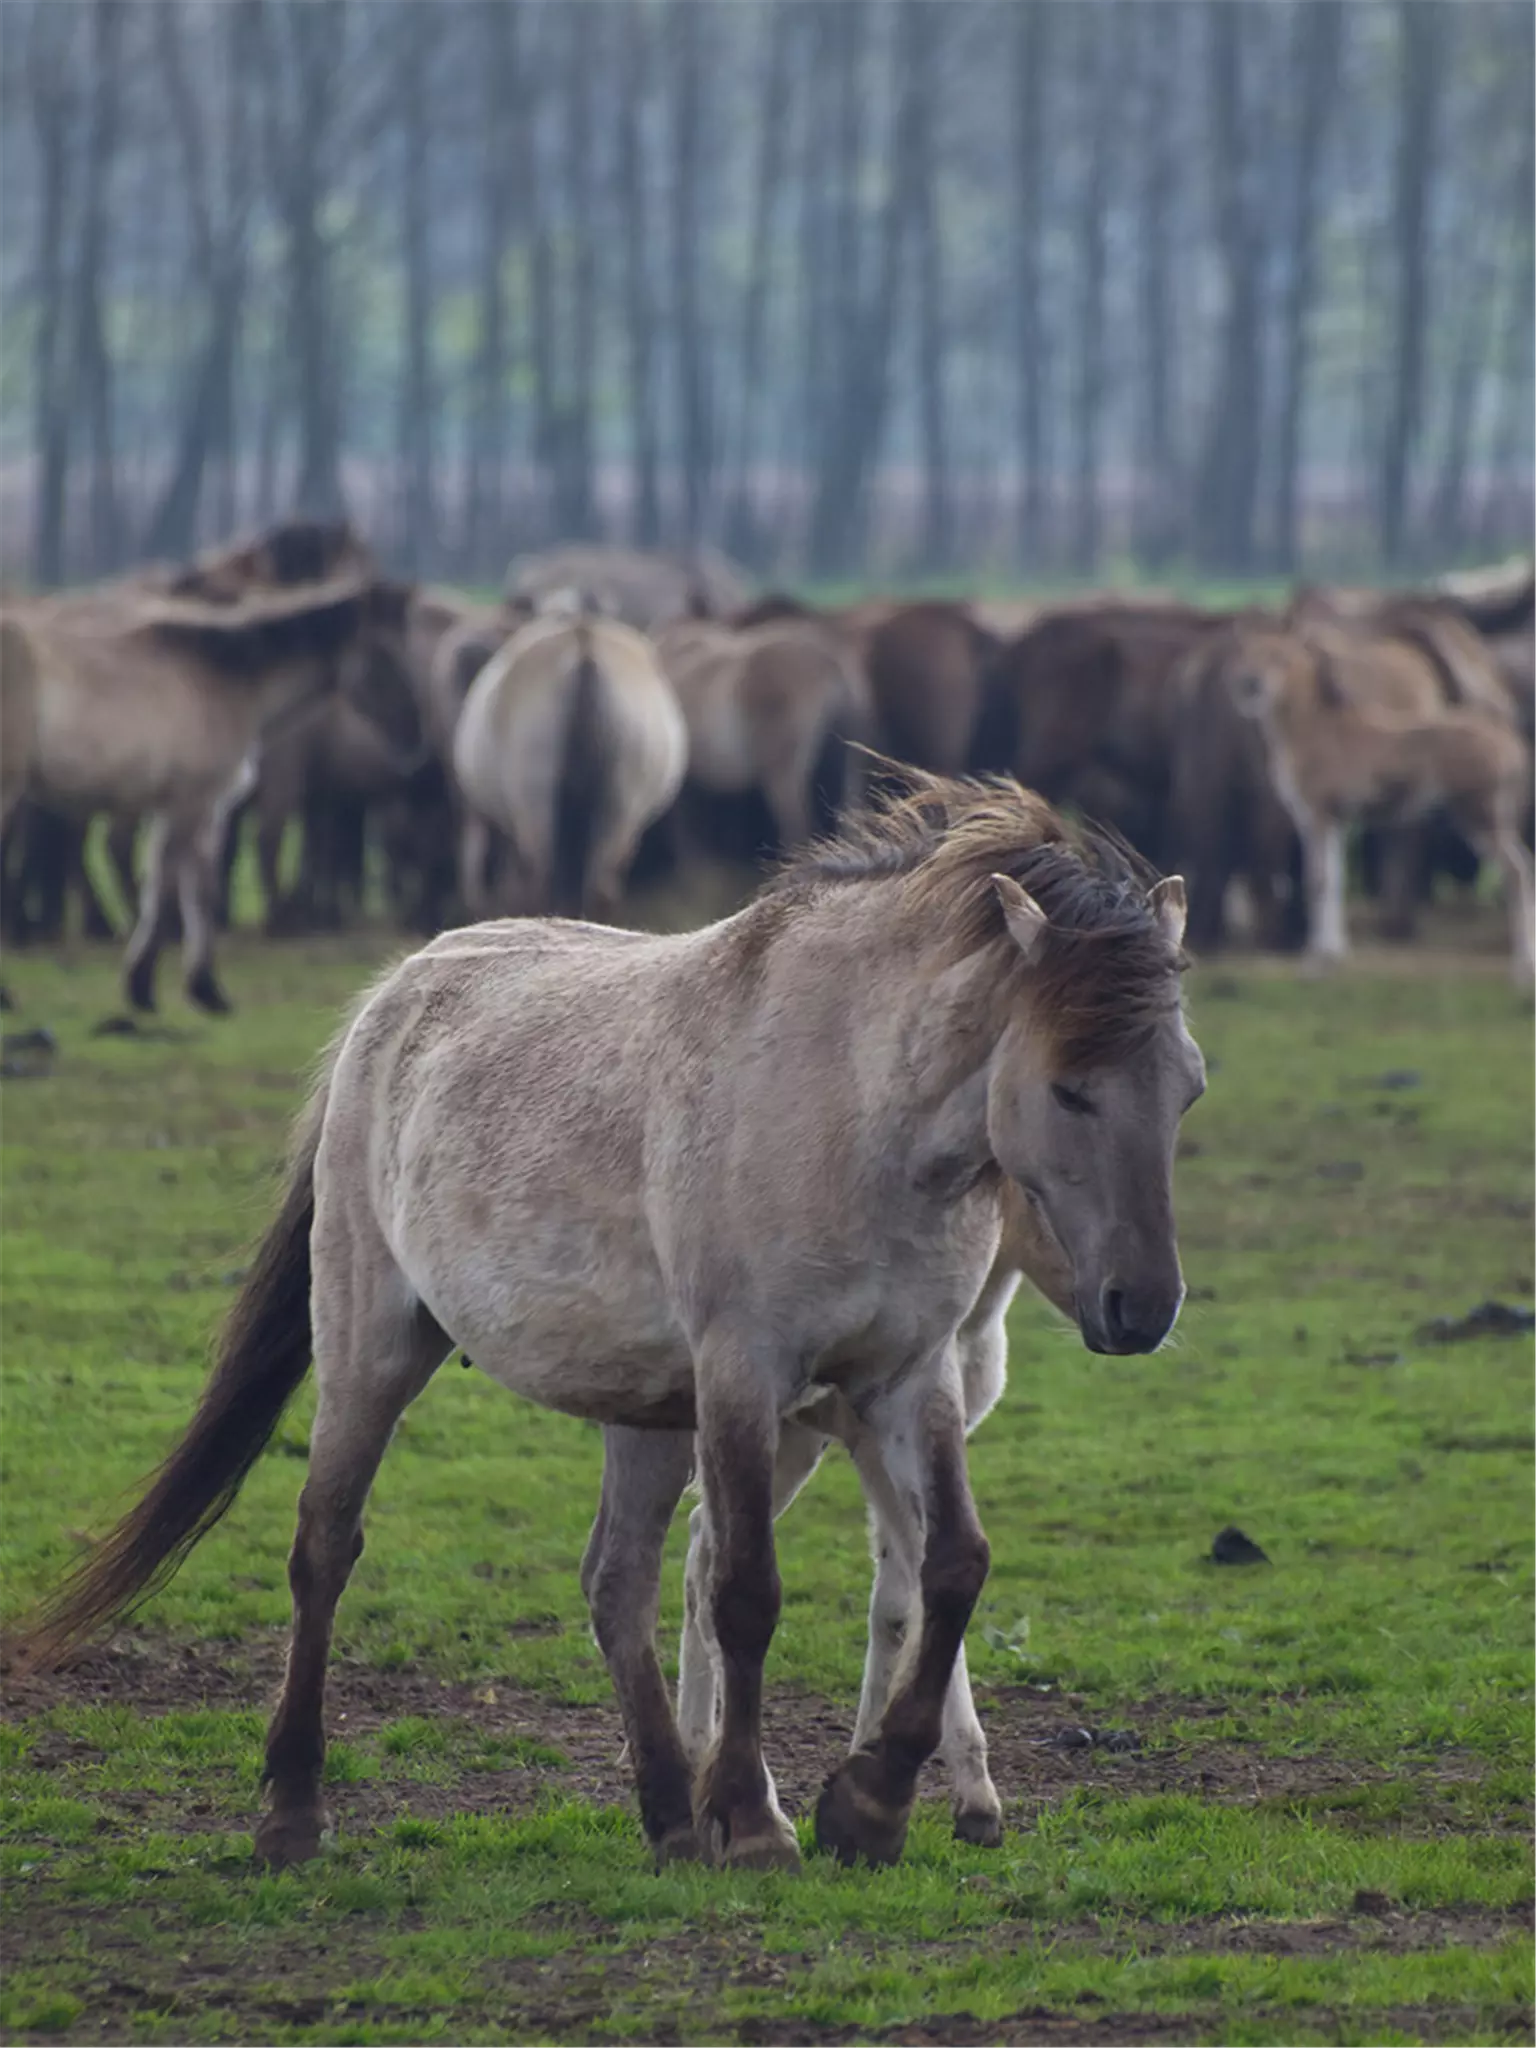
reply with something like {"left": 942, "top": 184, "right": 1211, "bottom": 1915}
{"left": 2, "top": 522, "right": 1533, "bottom": 1014}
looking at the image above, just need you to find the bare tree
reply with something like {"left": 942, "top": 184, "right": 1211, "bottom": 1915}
{"left": 910, "top": 3, "right": 951, "bottom": 571}
{"left": 394, "top": 2, "right": 436, "bottom": 573}
{"left": 1378, "top": 0, "right": 1444, "bottom": 564}
{"left": 464, "top": 0, "right": 519, "bottom": 573}
{"left": 616, "top": 3, "right": 660, "bottom": 547}
{"left": 1272, "top": 1, "right": 1343, "bottom": 572}
{"left": 668, "top": 0, "right": 710, "bottom": 543}
{"left": 723, "top": 4, "right": 794, "bottom": 566}
{"left": 1192, "top": 0, "right": 1266, "bottom": 572}
{"left": 144, "top": 2, "right": 258, "bottom": 560}
{"left": 258, "top": 0, "right": 350, "bottom": 519}
{"left": 1069, "top": 7, "right": 1114, "bottom": 574}
{"left": 72, "top": 0, "right": 125, "bottom": 573}
{"left": 1011, "top": 2, "right": 1051, "bottom": 569}
{"left": 1131, "top": 2, "right": 1184, "bottom": 565}
{"left": 26, "top": 2, "right": 80, "bottom": 585}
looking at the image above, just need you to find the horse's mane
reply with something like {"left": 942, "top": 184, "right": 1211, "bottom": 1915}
{"left": 777, "top": 772, "right": 1184, "bottom": 1070}
{"left": 164, "top": 519, "right": 367, "bottom": 603}
{"left": 129, "top": 573, "right": 376, "bottom": 676}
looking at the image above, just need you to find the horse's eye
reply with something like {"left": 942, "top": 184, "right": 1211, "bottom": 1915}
{"left": 1051, "top": 1082, "right": 1094, "bottom": 1116}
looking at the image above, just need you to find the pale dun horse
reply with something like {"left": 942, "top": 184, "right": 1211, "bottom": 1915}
{"left": 453, "top": 606, "right": 687, "bottom": 920}
{"left": 17, "top": 776, "right": 1204, "bottom": 1873}
{"left": 1222, "top": 625, "right": 1535, "bottom": 984}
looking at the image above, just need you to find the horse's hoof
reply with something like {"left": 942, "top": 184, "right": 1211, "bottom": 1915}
{"left": 252, "top": 1807, "right": 328, "bottom": 1870}
{"left": 953, "top": 1805, "right": 1004, "bottom": 1848}
{"left": 722, "top": 1819, "right": 801, "bottom": 1872}
{"left": 186, "top": 968, "right": 233, "bottom": 1016}
{"left": 653, "top": 1822, "right": 707, "bottom": 1869}
{"left": 125, "top": 964, "right": 157, "bottom": 1013}
{"left": 814, "top": 1752, "right": 912, "bottom": 1867}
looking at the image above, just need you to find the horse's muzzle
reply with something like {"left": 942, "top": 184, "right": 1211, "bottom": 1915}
{"left": 1079, "top": 1278, "right": 1184, "bottom": 1356}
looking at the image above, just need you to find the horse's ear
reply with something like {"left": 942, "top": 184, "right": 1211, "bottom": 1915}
{"left": 991, "top": 873, "right": 1048, "bottom": 962}
{"left": 1149, "top": 875, "right": 1187, "bottom": 948}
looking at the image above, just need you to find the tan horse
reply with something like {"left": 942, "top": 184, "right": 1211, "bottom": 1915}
{"left": 654, "top": 616, "right": 870, "bottom": 850}
{"left": 452, "top": 610, "right": 687, "bottom": 919}
{"left": 659, "top": 1180, "right": 1074, "bottom": 1849}
{"left": 0, "top": 574, "right": 408, "bottom": 1012}
{"left": 507, "top": 542, "right": 753, "bottom": 629}
{"left": 1221, "top": 623, "right": 1533, "bottom": 982}
{"left": 17, "top": 774, "right": 1201, "bottom": 1877}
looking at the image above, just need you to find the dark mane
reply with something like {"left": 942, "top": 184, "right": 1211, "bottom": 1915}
{"left": 778, "top": 772, "right": 1184, "bottom": 1070}
{"left": 131, "top": 579, "right": 372, "bottom": 677}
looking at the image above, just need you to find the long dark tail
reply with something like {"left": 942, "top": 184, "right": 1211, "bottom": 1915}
{"left": 13, "top": 1092, "right": 326, "bottom": 1670}
{"left": 550, "top": 636, "right": 607, "bottom": 916}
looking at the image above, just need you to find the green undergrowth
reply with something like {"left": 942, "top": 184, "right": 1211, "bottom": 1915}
{"left": 2, "top": 928, "right": 1532, "bottom": 2043}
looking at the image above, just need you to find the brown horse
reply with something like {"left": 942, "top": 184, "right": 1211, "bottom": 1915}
{"left": 16, "top": 775, "right": 1201, "bottom": 1876}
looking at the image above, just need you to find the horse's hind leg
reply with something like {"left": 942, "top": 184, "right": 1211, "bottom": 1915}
{"left": 255, "top": 1279, "right": 449, "bottom": 1869}
{"left": 845, "top": 1431, "right": 1002, "bottom": 1847}
{"left": 583, "top": 1426, "right": 699, "bottom": 1864}
{"left": 123, "top": 814, "right": 176, "bottom": 1012}
{"left": 179, "top": 818, "right": 233, "bottom": 1014}
{"left": 816, "top": 1364, "right": 990, "bottom": 1867}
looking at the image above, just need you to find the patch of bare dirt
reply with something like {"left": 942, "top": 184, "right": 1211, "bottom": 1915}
{"left": 1, "top": 1631, "right": 1503, "bottom": 1844}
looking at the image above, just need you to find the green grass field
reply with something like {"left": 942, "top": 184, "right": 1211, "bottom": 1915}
{"left": 2, "top": 919, "right": 1532, "bottom": 2046}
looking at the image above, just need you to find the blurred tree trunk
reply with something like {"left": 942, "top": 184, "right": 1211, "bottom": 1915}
{"left": 910, "top": 3, "right": 950, "bottom": 572}
{"left": 1069, "top": 9, "right": 1113, "bottom": 575}
{"left": 1272, "top": 1, "right": 1342, "bottom": 572}
{"left": 27, "top": 2, "right": 77, "bottom": 587}
{"left": 395, "top": 2, "right": 435, "bottom": 574}
{"left": 260, "top": 0, "right": 349, "bottom": 520}
{"left": 556, "top": 2, "right": 597, "bottom": 540}
{"left": 668, "top": 1, "right": 710, "bottom": 543}
{"left": 1193, "top": 1, "right": 1264, "bottom": 571}
{"left": 72, "top": 0, "right": 124, "bottom": 573}
{"left": 617, "top": 5, "right": 660, "bottom": 547}
{"left": 1378, "top": 0, "right": 1443, "bottom": 566}
{"left": 808, "top": 5, "right": 918, "bottom": 576}
{"left": 465, "top": 0, "right": 518, "bottom": 575}
{"left": 145, "top": 1, "right": 256, "bottom": 561}
{"left": 1132, "top": 2, "right": 1182, "bottom": 567}
{"left": 1011, "top": 2, "right": 1049, "bottom": 569}
{"left": 724, "top": 4, "right": 793, "bottom": 567}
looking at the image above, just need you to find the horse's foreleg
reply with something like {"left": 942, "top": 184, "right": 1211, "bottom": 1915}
{"left": 1301, "top": 813, "right": 1348, "bottom": 965}
{"left": 679, "top": 1420, "right": 827, "bottom": 1847}
{"left": 690, "top": 1351, "right": 800, "bottom": 1869}
{"left": 123, "top": 815, "right": 176, "bottom": 1012}
{"left": 256, "top": 1290, "right": 448, "bottom": 1870}
{"left": 1467, "top": 815, "right": 1535, "bottom": 988}
{"left": 816, "top": 1369, "right": 989, "bottom": 1867}
{"left": 583, "top": 1425, "right": 699, "bottom": 1864}
{"left": 179, "top": 816, "right": 233, "bottom": 1014}
{"left": 846, "top": 1428, "right": 1003, "bottom": 1848}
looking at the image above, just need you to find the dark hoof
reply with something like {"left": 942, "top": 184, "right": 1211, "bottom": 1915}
{"left": 814, "top": 1751, "right": 912, "bottom": 1868}
{"left": 693, "top": 1806, "right": 802, "bottom": 1872}
{"left": 252, "top": 1806, "right": 328, "bottom": 1870}
{"left": 186, "top": 967, "right": 233, "bottom": 1016}
{"left": 125, "top": 960, "right": 158, "bottom": 1013}
{"left": 652, "top": 1822, "right": 707, "bottom": 1869}
{"left": 952, "top": 1805, "right": 1004, "bottom": 1848}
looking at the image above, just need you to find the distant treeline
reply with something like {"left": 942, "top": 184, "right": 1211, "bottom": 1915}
{"left": 0, "top": 0, "right": 1531, "bottom": 586}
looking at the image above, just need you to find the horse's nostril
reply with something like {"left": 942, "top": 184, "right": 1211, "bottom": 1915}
{"left": 1103, "top": 1288, "right": 1128, "bottom": 1342}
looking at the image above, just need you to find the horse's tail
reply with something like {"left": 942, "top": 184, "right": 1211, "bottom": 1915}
{"left": 13, "top": 1085, "right": 327, "bottom": 1671}
{"left": 551, "top": 630, "right": 608, "bottom": 916}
